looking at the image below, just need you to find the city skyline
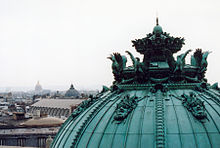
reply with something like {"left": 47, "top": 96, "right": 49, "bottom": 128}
{"left": 0, "top": 82, "right": 100, "bottom": 92}
{"left": 0, "top": 0, "right": 220, "bottom": 90}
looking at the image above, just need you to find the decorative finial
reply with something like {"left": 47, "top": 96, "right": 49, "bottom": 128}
{"left": 156, "top": 17, "right": 159, "bottom": 26}
{"left": 156, "top": 11, "right": 159, "bottom": 25}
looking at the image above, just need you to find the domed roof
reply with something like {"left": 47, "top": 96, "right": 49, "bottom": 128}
{"left": 52, "top": 85, "right": 220, "bottom": 148}
{"left": 35, "top": 81, "right": 42, "bottom": 92}
{"left": 153, "top": 17, "right": 163, "bottom": 34}
{"left": 65, "top": 84, "right": 80, "bottom": 98}
{"left": 153, "top": 25, "right": 163, "bottom": 34}
{"left": 51, "top": 21, "right": 220, "bottom": 148}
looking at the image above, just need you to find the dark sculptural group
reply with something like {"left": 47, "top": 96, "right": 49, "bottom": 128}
{"left": 108, "top": 21, "right": 210, "bottom": 85}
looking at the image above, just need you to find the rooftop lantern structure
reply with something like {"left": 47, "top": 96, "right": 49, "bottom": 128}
{"left": 51, "top": 19, "right": 220, "bottom": 148}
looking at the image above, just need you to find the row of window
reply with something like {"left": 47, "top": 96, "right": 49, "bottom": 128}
{"left": 0, "top": 137, "right": 48, "bottom": 147}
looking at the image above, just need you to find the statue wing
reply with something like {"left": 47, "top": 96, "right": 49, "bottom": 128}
{"left": 185, "top": 49, "right": 192, "bottom": 57}
{"left": 180, "top": 49, "right": 191, "bottom": 62}
{"left": 121, "top": 55, "right": 127, "bottom": 69}
{"left": 107, "top": 54, "right": 113, "bottom": 61}
{"left": 200, "top": 51, "right": 211, "bottom": 70}
{"left": 126, "top": 51, "right": 137, "bottom": 66}
{"left": 113, "top": 53, "right": 123, "bottom": 69}
{"left": 202, "top": 51, "right": 211, "bottom": 60}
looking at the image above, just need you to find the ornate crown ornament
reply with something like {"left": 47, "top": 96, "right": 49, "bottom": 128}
{"left": 108, "top": 18, "right": 210, "bottom": 85}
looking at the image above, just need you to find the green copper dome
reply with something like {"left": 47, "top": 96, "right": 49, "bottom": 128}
{"left": 153, "top": 25, "right": 163, "bottom": 34}
{"left": 51, "top": 20, "right": 220, "bottom": 148}
{"left": 153, "top": 17, "right": 163, "bottom": 35}
{"left": 65, "top": 84, "right": 80, "bottom": 98}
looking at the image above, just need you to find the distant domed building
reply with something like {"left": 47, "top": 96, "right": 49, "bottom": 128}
{"left": 64, "top": 84, "right": 80, "bottom": 98}
{"left": 35, "top": 81, "right": 43, "bottom": 94}
{"left": 51, "top": 19, "right": 220, "bottom": 148}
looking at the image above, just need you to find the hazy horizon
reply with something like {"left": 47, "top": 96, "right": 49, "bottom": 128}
{"left": 0, "top": 0, "right": 220, "bottom": 90}
{"left": 0, "top": 83, "right": 101, "bottom": 92}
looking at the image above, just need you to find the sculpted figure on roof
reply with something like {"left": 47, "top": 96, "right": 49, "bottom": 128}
{"left": 191, "top": 49, "right": 211, "bottom": 80}
{"left": 108, "top": 18, "right": 210, "bottom": 85}
{"left": 174, "top": 49, "right": 192, "bottom": 73}
{"left": 181, "top": 92, "right": 207, "bottom": 120}
{"left": 108, "top": 53, "right": 127, "bottom": 83}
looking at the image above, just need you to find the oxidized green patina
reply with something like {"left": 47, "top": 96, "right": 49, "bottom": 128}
{"left": 51, "top": 19, "right": 220, "bottom": 148}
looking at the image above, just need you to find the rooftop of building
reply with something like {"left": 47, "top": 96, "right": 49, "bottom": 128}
{"left": 20, "top": 117, "right": 64, "bottom": 127}
{"left": 31, "top": 98, "right": 85, "bottom": 109}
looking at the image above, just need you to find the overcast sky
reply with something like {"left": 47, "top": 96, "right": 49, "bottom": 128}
{"left": 0, "top": 0, "right": 220, "bottom": 91}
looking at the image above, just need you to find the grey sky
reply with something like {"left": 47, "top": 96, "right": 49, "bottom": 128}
{"left": 0, "top": 0, "right": 220, "bottom": 90}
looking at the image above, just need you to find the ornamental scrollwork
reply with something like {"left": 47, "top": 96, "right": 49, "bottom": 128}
{"left": 113, "top": 95, "right": 137, "bottom": 123}
{"left": 113, "top": 95, "right": 144, "bottom": 123}
{"left": 181, "top": 92, "right": 207, "bottom": 120}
